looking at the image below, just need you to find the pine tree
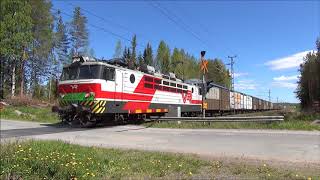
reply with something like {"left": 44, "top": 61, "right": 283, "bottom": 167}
{"left": 138, "top": 53, "right": 144, "bottom": 66}
{"left": 130, "top": 35, "right": 137, "bottom": 68}
{"left": 156, "top": 41, "right": 170, "bottom": 73}
{"left": 55, "top": 14, "right": 69, "bottom": 72}
{"left": 123, "top": 47, "right": 128, "bottom": 59}
{"left": 113, "top": 40, "right": 122, "bottom": 58}
{"left": 207, "top": 59, "right": 231, "bottom": 88}
{"left": 143, "top": 43, "right": 153, "bottom": 65}
{"left": 0, "top": 0, "right": 33, "bottom": 97}
{"left": 28, "top": 0, "right": 54, "bottom": 97}
{"left": 296, "top": 39, "right": 320, "bottom": 111}
{"left": 70, "top": 7, "right": 89, "bottom": 55}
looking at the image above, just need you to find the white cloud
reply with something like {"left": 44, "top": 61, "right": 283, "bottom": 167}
{"left": 235, "top": 79, "right": 257, "bottom": 90}
{"left": 234, "top": 72, "right": 249, "bottom": 78}
{"left": 273, "top": 75, "right": 299, "bottom": 81}
{"left": 265, "top": 50, "right": 313, "bottom": 70}
{"left": 272, "top": 81, "right": 297, "bottom": 89}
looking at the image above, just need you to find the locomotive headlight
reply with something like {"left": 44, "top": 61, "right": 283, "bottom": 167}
{"left": 85, "top": 92, "right": 95, "bottom": 98}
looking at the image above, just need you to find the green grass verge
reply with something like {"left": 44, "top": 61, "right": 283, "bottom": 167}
{"left": 145, "top": 112, "right": 320, "bottom": 131}
{"left": 0, "top": 140, "right": 318, "bottom": 179}
{"left": 0, "top": 105, "right": 59, "bottom": 123}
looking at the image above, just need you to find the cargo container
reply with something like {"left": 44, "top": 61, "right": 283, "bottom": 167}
{"left": 220, "top": 87, "right": 230, "bottom": 111}
{"left": 247, "top": 96, "right": 253, "bottom": 110}
{"left": 205, "top": 86, "right": 220, "bottom": 110}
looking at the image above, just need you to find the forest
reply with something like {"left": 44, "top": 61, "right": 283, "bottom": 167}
{"left": 0, "top": 0, "right": 231, "bottom": 101}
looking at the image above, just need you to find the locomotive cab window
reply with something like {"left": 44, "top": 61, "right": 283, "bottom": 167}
{"left": 104, "top": 67, "right": 115, "bottom": 81}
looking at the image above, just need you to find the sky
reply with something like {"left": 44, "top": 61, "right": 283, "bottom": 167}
{"left": 52, "top": 0, "right": 320, "bottom": 103}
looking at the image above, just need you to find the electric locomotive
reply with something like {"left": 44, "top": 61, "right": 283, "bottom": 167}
{"left": 54, "top": 56, "right": 202, "bottom": 127}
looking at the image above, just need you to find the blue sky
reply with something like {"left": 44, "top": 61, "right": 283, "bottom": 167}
{"left": 53, "top": 0, "right": 320, "bottom": 103}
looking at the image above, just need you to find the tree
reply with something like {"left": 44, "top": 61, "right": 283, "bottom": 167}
{"left": 206, "top": 59, "right": 231, "bottom": 88}
{"left": 70, "top": 7, "right": 89, "bottom": 55}
{"left": 143, "top": 43, "right": 153, "bottom": 65}
{"left": 130, "top": 35, "right": 137, "bottom": 68}
{"left": 0, "top": 0, "right": 33, "bottom": 97}
{"left": 296, "top": 39, "right": 320, "bottom": 110}
{"left": 156, "top": 41, "right": 170, "bottom": 73}
{"left": 54, "top": 14, "right": 69, "bottom": 74}
{"left": 28, "top": 0, "right": 54, "bottom": 97}
{"left": 113, "top": 40, "right": 122, "bottom": 58}
{"left": 138, "top": 53, "right": 143, "bottom": 66}
{"left": 171, "top": 48, "right": 183, "bottom": 77}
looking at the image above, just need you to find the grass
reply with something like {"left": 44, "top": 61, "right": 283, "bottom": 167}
{"left": 0, "top": 140, "right": 318, "bottom": 179}
{"left": 144, "top": 112, "right": 320, "bottom": 131}
{"left": 0, "top": 105, "right": 59, "bottom": 123}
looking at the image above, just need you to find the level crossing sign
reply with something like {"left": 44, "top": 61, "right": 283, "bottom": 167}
{"left": 200, "top": 51, "right": 208, "bottom": 74}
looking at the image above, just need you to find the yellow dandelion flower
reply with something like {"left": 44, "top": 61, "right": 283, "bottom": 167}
{"left": 179, "top": 164, "right": 182, "bottom": 167}
{"left": 122, "top": 167, "right": 125, "bottom": 170}
{"left": 263, "top": 164, "right": 266, "bottom": 167}
{"left": 189, "top": 172, "right": 193, "bottom": 175}
{"left": 296, "top": 174, "right": 299, "bottom": 177}
{"left": 308, "top": 177, "right": 312, "bottom": 180}
{"left": 91, "top": 173, "right": 95, "bottom": 177}
{"left": 18, "top": 145, "right": 21, "bottom": 148}
{"left": 268, "top": 174, "right": 270, "bottom": 176}
{"left": 86, "top": 172, "right": 90, "bottom": 175}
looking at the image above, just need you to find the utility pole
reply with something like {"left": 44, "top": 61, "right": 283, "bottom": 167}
{"left": 227, "top": 55, "right": 236, "bottom": 91}
{"left": 227, "top": 55, "right": 236, "bottom": 114}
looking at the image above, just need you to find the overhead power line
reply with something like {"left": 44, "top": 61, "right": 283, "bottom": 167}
{"left": 67, "top": 2, "right": 138, "bottom": 36}
{"left": 53, "top": 8, "right": 146, "bottom": 48}
{"left": 149, "top": 2, "right": 209, "bottom": 48}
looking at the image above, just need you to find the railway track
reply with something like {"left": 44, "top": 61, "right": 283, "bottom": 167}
{"left": 148, "top": 116, "right": 284, "bottom": 122}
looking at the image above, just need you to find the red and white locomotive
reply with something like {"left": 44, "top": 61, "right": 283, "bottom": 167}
{"left": 56, "top": 56, "right": 202, "bottom": 127}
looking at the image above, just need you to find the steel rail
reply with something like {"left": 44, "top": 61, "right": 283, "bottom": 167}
{"left": 147, "top": 116, "right": 284, "bottom": 122}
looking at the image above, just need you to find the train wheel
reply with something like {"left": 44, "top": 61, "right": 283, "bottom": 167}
{"left": 79, "top": 114, "right": 96, "bottom": 128}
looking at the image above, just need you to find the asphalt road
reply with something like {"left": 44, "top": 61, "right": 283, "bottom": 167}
{"left": 1, "top": 119, "right": 319, "bottom": 164}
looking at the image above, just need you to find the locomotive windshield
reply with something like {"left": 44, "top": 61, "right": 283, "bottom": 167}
{"left": 61, "top": 65, "right": 113, "bottom": 81}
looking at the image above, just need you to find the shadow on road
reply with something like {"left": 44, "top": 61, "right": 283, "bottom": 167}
{"left": 1, "top": 123, "right": 88, "bottom": 138}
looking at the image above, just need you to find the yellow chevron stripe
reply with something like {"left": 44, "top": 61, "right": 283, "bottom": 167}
{"left": 85, "top": 100, "right": 91, "bottom": 106}
{"left": 91, "top": 101, "right": 100, "bottom": 109}
{"left": 102, "top": 101, "right": 107, "bottom": 107}
{"left": 92, "top": 105, "right": 100, "bottom": 113}
{"left": 89, "top": 101, "right": 94, "bottom": 106}
{"left": 97, "top": 107, "right": 104, "bottom": 113}
{"left": 101, "top": 107, "right": 106, "bottom": 113}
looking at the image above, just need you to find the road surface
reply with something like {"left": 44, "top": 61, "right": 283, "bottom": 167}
{"left": 1, "top": 119, "right": 319, "bottom": 164}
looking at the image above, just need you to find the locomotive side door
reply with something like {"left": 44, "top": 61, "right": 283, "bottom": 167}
{"left": 115, "top": 69, "right": 123, "bottom": 107}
